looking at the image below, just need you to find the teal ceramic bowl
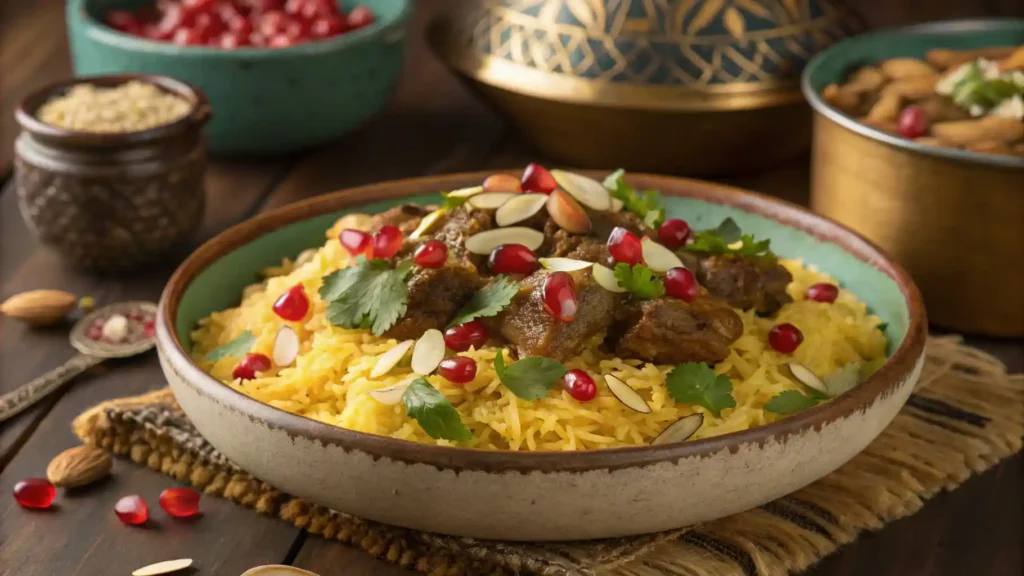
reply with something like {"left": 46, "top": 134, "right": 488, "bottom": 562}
{"left": 155, "top": 171, "right": 927, "bottom": 540}
{"left": 67, "top": 0, "right": 412, "bottom": 155}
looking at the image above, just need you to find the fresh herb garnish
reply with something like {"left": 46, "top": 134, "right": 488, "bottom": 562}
{"left": 205, "top": 331, "right": 256, "bottom": 361}
{"left": 494, "top": 351, "right": 568, "bottom": 400}
{"left": 665, "top": 362, "right": 736, "bottom": 417}
{"left": 442, "top": 192, "right": 468, "bottom": 211}
{"left": 448, "top": 275, "right": 520, "bottom": 327}
{"left": 764, "top": 390, "right": 822, "bottom": 414}
{"left": 602, "top": 169, "right": 665, "bottom": 227}
{"left": 686, "top": 218, "right": 775, "bottom": 260}
{"left": 876, "top": 322, "right": 888, "bottom": 333}
{"left": 320, "top": 256, "right": 414, "bottom": 336}
{"left": 950, "top": 62, "right": 1023, "bottom": 110}
{"left": 613, "top": 263, "right": 665, "bottom": 300}
{"left": 402, "top": 377, "right": 471, "bottom": 441}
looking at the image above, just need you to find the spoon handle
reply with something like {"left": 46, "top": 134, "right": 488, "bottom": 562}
{"left": 0, "top": 353, "right": 104, "bottom": 423}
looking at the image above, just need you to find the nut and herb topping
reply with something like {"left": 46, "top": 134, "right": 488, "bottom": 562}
{"left": 36, "top": 81, "right": 192, "bottom": 133}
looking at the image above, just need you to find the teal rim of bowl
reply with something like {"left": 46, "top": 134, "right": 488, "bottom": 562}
{"left": 73, "top": 0, "right": 412, "bottom": 58}
{"left": 802, "top": 18, "right": 1024, "bottom": 170}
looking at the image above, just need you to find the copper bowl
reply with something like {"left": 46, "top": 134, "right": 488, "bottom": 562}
{"left": 429, "top": 0, "right": 863, "bottom": 176}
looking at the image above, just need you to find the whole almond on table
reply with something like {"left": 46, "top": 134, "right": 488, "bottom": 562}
{"left": 0, "top": 289, "right": 77, "bottom": 326}
{"left": 46, "top": 445, "right": 112, "bottom": 488}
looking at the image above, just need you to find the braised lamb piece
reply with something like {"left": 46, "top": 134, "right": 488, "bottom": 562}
{"left": 678, "top": 251, "right": 793, "bottom": 316}
{"left": 384, "top": 260, "right": 484, "bottom": 340}
{"left": 611, "top": 294, "right": 744, "bottom": 364}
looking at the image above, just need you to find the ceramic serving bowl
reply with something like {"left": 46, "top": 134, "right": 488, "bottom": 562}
{"left": 803, "top": 19, "right": 1024, "bottom": 337}
{"left": 67, "top": 0, "right": 411, "bottom": 155}
{"left": 429, "top": 1, "right": 864, "bottom": 176}
{"left": 157, "top": 172, "right": 926, "bottom": 541}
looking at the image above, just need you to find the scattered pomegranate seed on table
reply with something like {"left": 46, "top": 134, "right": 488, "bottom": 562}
{"left": 372, "top": 225, "right": 404, "bottom": 259}
{"left": 769, "top": 323, "right": 804, "bottom": 354}
{"left": 521, "top": 163, "right": 557, "bottom": 193}
{"left": 437, "top": 357, "right": 477, "bottom": 384}
{"left": 607, "top": 227, "right": 642, "bottom": 265}
{"left": 542, "top": 271, "right": 578, "bottom": 322}
{"left": 13, "top": 478, "right": 56, "bottom": 509}
{"left": 413, "top": 240, "right": 448, "bottom": 269}
{"left": 339, "top": 228, "right": 372, "bottom": 257}
{"left": 488, "top": 244, "right": 539, "bottom": 275}
{"left": 805, "top": 283, "right": 839, "bottom": 303}
{"left": 657, "top": 218, "right": 691, "bottom": 248}
{"left": 562, "top": 369, "right": 596, "bottom": 402}
{"left": 664, "top": 267, "right": 700, "bottom": 302}
{"left": 897, "top": 106, "right": 929, "bottom": 139}
{"left": 233, "top": 352, "right": 272, "bottom": 380}
{"left": 443, "top": 320, "right": 488, "bottom": 352}
{"left": 159, "top": 488, "right": 202, "bottom": 518}
{"left": 114, "top": 495, "right": 149, "bottom": 525}
{"left": 272, "top": 284, "right": 310, "bottom": 321}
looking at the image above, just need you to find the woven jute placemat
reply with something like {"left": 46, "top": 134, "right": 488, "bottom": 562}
{"left": 72, "top": 335, "right": 1023, "bottom": 576}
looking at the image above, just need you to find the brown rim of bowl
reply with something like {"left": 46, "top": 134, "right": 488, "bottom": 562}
{"left": 157, "top": 171, "right": 927, "bottom": 474}
{"left": 15, "top": 73, "right": 212, "bottom": 148}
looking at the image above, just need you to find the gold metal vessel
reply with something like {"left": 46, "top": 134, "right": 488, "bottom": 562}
{"left": 429, "top": 0, "right": 862, "bottom": 176}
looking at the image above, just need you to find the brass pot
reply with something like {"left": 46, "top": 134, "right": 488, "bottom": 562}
{"left": 429, "top": 0, "right": 863, "bottom": 176}
{"left": 803, "top": 20, "right": 1024, "bottom": 337}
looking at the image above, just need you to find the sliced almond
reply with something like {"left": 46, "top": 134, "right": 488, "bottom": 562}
{"left": 604, "top": 375, "right": 652, "bottom": 414}
{"left": 640, "top": 237, "right": 684, "bottom": 273}
{"left": 495, "top": 193, "right": 547, "bottom": 227}
{"left": 370, "top": 340, "right": 414, "bottom": 378}
{"left": 546, "top": 188, "right": 591, "bottom": 234}
{"left": 464, "top": 227, "right": 545, "bottom": 255}
{"left": 240, "top": 566, "right": 321, "bottom": 576}
{"left": 787, "top": 362, "right": 827, "bottom": 395}
{"left": 273, "top": 326, "right": 300, "bottom": 367}
{"left": 610, "top": 197, "right": 624, "bottom": 212}
{"left": 445, "top": 185, "right": 483, "bottom": 199}
{"left": 411, "top": 329, "right": 445, "bottom": 375}
{"left": 368, "top": 378, "right": 414, "bottom": 405}
{"left": 540, "top": 257, "right": 593, "bottom": 272}
{"left": 132, "top": 558, "right": 194, "bottom": 576}
{"left": 592, "top": 264, "right": 626, "bottom": 293}
{"left": 550, "top": 170, "right": 612, "bottom": 211}
{"left": 467, "top": 192, "right": 517, "bottom": 210}
{"left": 651, "top": 413, "right": 704, "bottom": 445}
{"left": 409, "top": 208, "right": 447, "bottom": 240}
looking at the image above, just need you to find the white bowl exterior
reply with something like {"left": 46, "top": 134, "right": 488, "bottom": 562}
{"left": 160, "top": 346, "right": 923, "bottom": 541}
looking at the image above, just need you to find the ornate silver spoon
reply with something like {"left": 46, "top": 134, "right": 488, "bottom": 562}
{"left": 0, "top": 301, "right": 158, "bottom": 423}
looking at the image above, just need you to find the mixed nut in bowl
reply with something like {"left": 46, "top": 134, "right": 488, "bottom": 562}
{"left": 66, "top": 0, "right": 412, "bottom": 154}
{"left": 802, "top": 19, "right": 1024, "bottom": 336}
{"left": 14, "top": 74, "right": 210, "bottom": 274}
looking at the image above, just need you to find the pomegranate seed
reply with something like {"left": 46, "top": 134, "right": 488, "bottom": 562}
{"left": 562, "top": 369, "right": 596, "bottom": 402}
{"left": 664, "top": 267, "right": 700, "bottom": 302}
{"left": 172, "top": 26, "right": 204, "bottom": 45}
{"left": 482, "top": 174, "right": 522, "bottom": 193}
{"left": 437, "top": 357, "right": 477, "bottom": 384}
{"left": 233, "top": 352, "right": 272, "bottom": 380}
{"left": 444, "top": 320, "right": 488, "bottom": 352}
{"left": 372, "top": 225, "right": 403, "bottom": 259}
{"left": 13, "top": 478, "right": 55, "bottom": 509}
{"left": 768, "top": 323, "right": 804, "bottom": 354}
{"left": 346, "top": 6, "right": 374, "bottom": 28}
{"left": 805, "top": 283, "right": 839, "bottom": 303}
{"left": 272, "top": 284, "right": 310, "bottom": 321}
{"left": 542, "top": 271, "right": 577, "bottom": 322}
{"left": 159, "top": 488, "right": 201, "bottom": 518}
{"left": 219, "top": 31, "right": 250, "bottom": 48}
{"left": 488, "top": 244, "right": 538, "bottom": 275}
{"left": 310, "top": 16, "right": 346, "bottom": 37}
{"left": 258, "top": 10, "right": 288, "bottom": 35}
{"left": 339, "top": 228, "right": 372, "bottom": 257}
{"left": 114, "top": 495, "right": 149, "bottom": 525}
{"left": 413, "top": 240, "right": 448, "bottom": 268}
{"left": 607, "top": 227, "right": 642, "bottom": 265}
{"left": 106, "top": 10, "right": 142, "bottom": 34}
{"left": 268, "top": 32, "right": 296, "bottom": 47}
{"left": 143, "top": 320, "right": 156, "bottom": 337}
{"left": 657, "top": 218, "right": 691, "bottom": 248}
{"left": 897, "top": 106, "right": 929, "bottom": 139}
{"left": 521, "top": 163, "right": 557, "bottom": 194}
{"left": 87, "top": 324, "right": 104, "bottom": 341}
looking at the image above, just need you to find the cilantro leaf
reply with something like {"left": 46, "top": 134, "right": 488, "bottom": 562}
{"left": 402, "top": 378, "right": 471, "bottom": 441}
{"left": 449, "top": 275, "right": 520, "bottom": 327}
{"left": 713, "top": 217, "right": 743, "bottom": 243}
{"left": 665, "top": 362, "right": 736, "bottom": 417}
{"left": 602, "top": 169, "right": 664, "bottom": 227}
{"left": 442, "top": 192, "right": 468, "bottom": 211}
{"left": 321, "top": 257, "right": 414, "bottom": 336}
{"left": 494, "top": 351, "right": 568, "bottom": 400}
{"left": 764, "top": 390, "right": 821, "bottom": 415}
{"left": 613, "top": 263, "right": 665, "bottom": 300}
{"left": 686, "top": 218, "right": 775, "bottom": 261}
{"left": 205, "top": 331, "right": 255, "bottom": 361}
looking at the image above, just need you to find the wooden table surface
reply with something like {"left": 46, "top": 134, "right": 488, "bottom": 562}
{"left": 1, "top": 2, "right": 1021, "bottom": 575}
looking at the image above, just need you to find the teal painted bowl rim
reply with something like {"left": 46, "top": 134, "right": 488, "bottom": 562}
{"left": 157, "top": 171, "right": 927, "bottom": 472}
{"left": 70, "top": 0, "right": 412, "bottom": 59}
{"left": 802, "top": 18, "right": 1024, "bottom": 170}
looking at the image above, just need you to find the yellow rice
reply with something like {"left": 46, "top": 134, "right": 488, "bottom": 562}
{"left": 191, "top": 220, "right": 887, "bottom": 451}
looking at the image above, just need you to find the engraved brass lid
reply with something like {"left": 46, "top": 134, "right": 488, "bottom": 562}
{"left": 432, "top": 0, "right": 864, "bottom": 112}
